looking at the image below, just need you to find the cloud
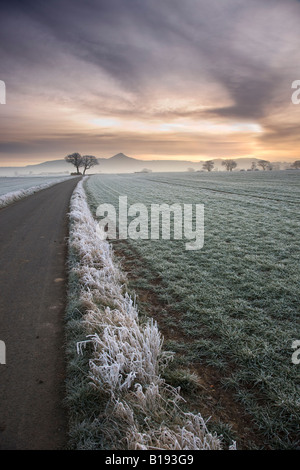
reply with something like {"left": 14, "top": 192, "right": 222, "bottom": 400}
{"left": 1, "top": 0, "right": 300, "bottom": 163}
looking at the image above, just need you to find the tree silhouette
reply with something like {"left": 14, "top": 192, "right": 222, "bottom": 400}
{"left": 65, "top": 152, "right": 83, "bottom": 174}
{"left": 202, "top": 160, "right": 214, "bottom": 172}
{"left": 81, "top": 155, "right": 99, "bottom": 175}
{"left": 257, "top": 160, "right": 270, "bottom": 170}
{"left": 65, "top": 153, "right": 99, "bottom": 175}
{"left": 222, "top": 159, "right": 237, "bottom": 171}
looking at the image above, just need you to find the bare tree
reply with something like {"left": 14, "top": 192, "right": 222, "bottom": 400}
{"left": 291, "top": 160, "right": 300, "bottom": 169}
{"left": 257, "top": 160, "right": 270, "bottom": 170}
{"left": 65, "top": 152, "right": 83, "bottom": 174}
{"left": 203, "top": 160, "right": 214, "bottom": 172}
{"left": 251, "top": 161, "right": 257, "bottom": 171}
{"left": 222, "top": 159, "right": 237, "bottom": 171}
{"left": 81, "top": 155, "right": 99, "bottom": 175}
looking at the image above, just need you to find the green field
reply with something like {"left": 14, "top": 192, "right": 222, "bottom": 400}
{"left": 84, "top": 170, "right": 300, "bottom": 449}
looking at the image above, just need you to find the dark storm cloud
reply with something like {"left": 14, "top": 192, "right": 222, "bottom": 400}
{"left": 1, "top": 0, "right": 169, "bottom": 91}
{"left": 0, "top": 0, "right": 298, "bottom": 106}
{"left": 2, "top": 0, "right": 296, "bottom": 110}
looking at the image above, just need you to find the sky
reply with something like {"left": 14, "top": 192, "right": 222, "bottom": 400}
{"left": 1, "top": 0, "right": 300, "bottom": 166}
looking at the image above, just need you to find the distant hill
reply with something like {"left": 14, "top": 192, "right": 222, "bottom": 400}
{"left": 0, "top": 153, "right": 291, "bottom": 176}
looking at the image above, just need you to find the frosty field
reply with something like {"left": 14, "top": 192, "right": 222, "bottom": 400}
{"left": 84, "top": 170, "right": 300, "bottom": 449}
{"left": 0, "top": 176, "right": 73, "bottom": 208}
{"left": 0, "top": 176, "right": 72, "bottom": 196}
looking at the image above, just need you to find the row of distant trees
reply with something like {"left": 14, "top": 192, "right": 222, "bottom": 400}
{"left": 65, "top": 152, "right": 300, "bottom": 174}
{"left": 65, "top": 152, "right": 99, "bottom": 175}
{"left": 201, "top": 159, "right": 300, "bottom": 172}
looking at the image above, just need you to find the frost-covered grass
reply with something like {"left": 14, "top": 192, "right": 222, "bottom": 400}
{"left": 65, "top": 178, "right": 235, "bottom": 450}
{"left": 0, "top": 176, "right": 73, "bottom": 208}
{"left": 84, "top": 170, "right": 300, "bottom": 449}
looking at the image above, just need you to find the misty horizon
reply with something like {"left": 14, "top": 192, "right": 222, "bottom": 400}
{"left": 0, "top": 152, "right": 295, "bottom": 177}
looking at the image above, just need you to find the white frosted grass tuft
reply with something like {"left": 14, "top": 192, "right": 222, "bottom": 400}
{"left": 0, "top": 176, "right": 74, "bottom": 209}
{"left": 68, "top": 178, "right": 236, "bottom": 450}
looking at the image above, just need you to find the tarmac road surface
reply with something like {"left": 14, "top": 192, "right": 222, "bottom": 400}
{"left": 0, "top": 177, "right": 81, "bottom": 449}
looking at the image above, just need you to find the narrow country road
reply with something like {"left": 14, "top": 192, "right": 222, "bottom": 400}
{"left": 0, "top": 177, "right": 81, "bottom": 449}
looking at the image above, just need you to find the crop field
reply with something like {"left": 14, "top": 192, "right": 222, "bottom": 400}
{"left": 84, "top": 170, "right": 300, "bottom": 449}
{"left": 0, "top": 176, "right": 69, "bottom": 196}
{"left": 0, "top": 175, "right": 74, "bottom": 209}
